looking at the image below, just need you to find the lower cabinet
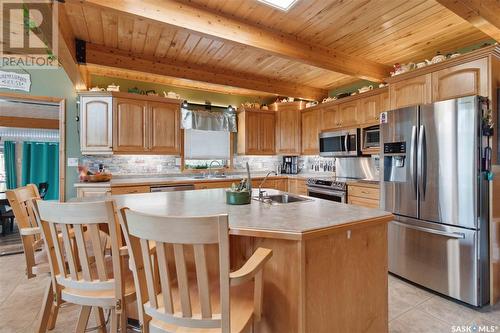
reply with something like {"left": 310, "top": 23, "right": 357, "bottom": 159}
{"left": 76, "top": 187, "right": 111, "bottom": 199}
{"left": 347, "top": 184, "right": 379, "bottom": 208}
{"left": 111, "top": 186, "right": 151, "bottom": 195}
{"left": 194, "top": 181, "right": 234, "bottom": 190}
{"left": 288, "top": 179, "right": 308, "bottom": 196}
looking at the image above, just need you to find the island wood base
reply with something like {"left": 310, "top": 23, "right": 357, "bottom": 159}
{"left": 230, "top": 220, "right": 389, "bottom": 333}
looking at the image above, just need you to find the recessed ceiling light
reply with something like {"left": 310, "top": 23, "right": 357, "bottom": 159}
{"left": 257, "top": 0, "right": 298, "bottom": 11}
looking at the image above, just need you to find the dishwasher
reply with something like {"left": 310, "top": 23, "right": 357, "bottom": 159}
{"left": 150, "top": 184, "right": 195, "bottom": 192}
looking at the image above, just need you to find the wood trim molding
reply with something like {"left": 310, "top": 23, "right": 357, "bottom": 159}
{"left": 0, "top": 116, "right": 59, "bottom": 129}
{"left": 0, "top": 92, "right": 66, "bottom": 201}
{"left": 80, "top": 0, "right": 391, "bottom": 81}
{"left": 85, "top": 43, "right": 327, "bottom": 100}
{"left": 385, "top": 44, "right": 500, "bottom": 83}
{"left": 435, "top": 0, "right": 500, "bottom": 42}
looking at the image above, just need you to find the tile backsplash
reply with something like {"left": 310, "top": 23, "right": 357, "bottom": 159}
{"left": 80, "top": 154, "right": 336, "bottom": 175}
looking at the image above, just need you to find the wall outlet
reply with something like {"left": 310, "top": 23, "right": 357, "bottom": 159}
{"left": 67, "top": 158, "right": 79, "bottom": 167}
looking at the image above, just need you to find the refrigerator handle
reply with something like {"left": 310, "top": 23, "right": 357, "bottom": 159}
{"left": 391, "top": 221, "right": 466, "bottom": 239}
{"left": 418, "top": 125, "right": 427, "bottom": 199}
{"left": 410, "top": 125, "right": 417, "bottom": 199}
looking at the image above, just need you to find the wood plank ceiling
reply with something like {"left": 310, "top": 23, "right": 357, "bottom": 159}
{"left": 65, "top": 0, "right": 490, "bottom": 99}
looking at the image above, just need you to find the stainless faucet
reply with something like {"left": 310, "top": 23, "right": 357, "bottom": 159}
{"left": 258, "top": 171, "right": 277, "bottom": 200}
{"left": 208, "top": 160, "right": 222, "bottom": 177}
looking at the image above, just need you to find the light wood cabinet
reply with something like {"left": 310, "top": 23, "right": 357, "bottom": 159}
{"left": 149, "top": 102, "right": 180, "bottom": 154}
{"left": 347, "top": 184, "right": 380, "bottom": 209}
{"left": 389, "top": 74, "right": 432, "bottom": 109}
{"left": 260, "top": 112, "right": 276, "bottom": 154}
{"left": 320, "top": 105, "right": 338, "bottom": 131}
{"left": 431, "top": 58, "right": 489, "bottom": 102}
{"left": 275, "top": 106, "right": 301, "bottom": 155}
{"left": 337, "top": 100, "right": 359, "bottom": 128}
{"left": 79, "top": 95, "right": 113, "bottom": 155}
{"left": 379, "top": 90, "right": 390, "bottom": 112}
{"left": 237, "top": 109, "right": 276, "bottom": 155}
{"left": 113, "top": 98, "right": 148, "bottom": 153}
{"left": 194, "top": 181, "right": 237, "bottom": 190}
{"left": 111, "top": 185, "right": 150, "bottom": 195}
{"left": 301, "top": 109, "right": 320, "bottom": 155}
{"left": 288, "top": 178, "right": 308, "bottom": 196}
{"left": 358, "top": 95, "right": 380, "bottom": 125}
{"left": 79, "top": 92, "right": 181, "bottom": 155}
{"left": 76, "top": 187, "right": 111, "bottom": 199}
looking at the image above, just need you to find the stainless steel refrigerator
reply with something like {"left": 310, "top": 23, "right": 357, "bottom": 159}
{"left": 381, "top": 96, "right": 491, "bottom": 307}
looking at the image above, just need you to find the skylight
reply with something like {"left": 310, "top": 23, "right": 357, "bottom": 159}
{"left": 257, "top": 0, "right": 298, "bottom": 11}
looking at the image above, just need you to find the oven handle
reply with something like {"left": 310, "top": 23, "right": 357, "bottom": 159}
{"left": 344, "top": 134, "right": 349, "bottom": 152}
{"left": 307, "top": 187, "right": 346, "bottom": 197}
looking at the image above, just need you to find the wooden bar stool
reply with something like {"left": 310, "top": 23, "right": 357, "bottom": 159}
{"left": 6, "top": 184, "right": 48, "bottom": 279}
{"left": 34, "top": 199, "right": 135, "bottom": 333}
{"left": 120, "top": 208, "right": 273, "bottom": 333}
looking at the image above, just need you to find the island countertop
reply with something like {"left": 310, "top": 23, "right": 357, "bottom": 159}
{"left": 111, "top": 188, "right": 392, "bottom": 240}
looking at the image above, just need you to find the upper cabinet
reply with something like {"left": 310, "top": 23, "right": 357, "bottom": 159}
{"left": 79, "top": 94, "right": 113, "bottom": 155}
{"left": 431, "top": 58, "right": 489, "bottom": 102}
{"left": 389, "top": 74, "right": 432, "bottom": 109}
{"left": 113, "top": 98, "right": 148, "bottom": 153}
{"left": 272, "top": 102, "right": 303, "bottom": 155}
{"left": 79, "top": 92, "right": 181, "bottom": 155}
{"left": 237, "top": 109, "right": 276, "bottom": 155}
{"left": 337, "top": 100, "right": 359, "bottom": 128}
{"left": 301, "top": 109, "right": 320, "bottom": 155}
{"left": 149, "top": 102, "right": 180, "bottom": 154}
{"left": 320, "top": 105, "right": 338, "bottom": 131}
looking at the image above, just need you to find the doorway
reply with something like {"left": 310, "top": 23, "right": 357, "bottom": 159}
{"left": 0, "top": 92, "right": 65, "bottom": 255}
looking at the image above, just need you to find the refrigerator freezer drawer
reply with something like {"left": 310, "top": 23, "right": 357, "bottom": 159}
{"left": 388, "top": 218, "right": 484, "bottom": 306}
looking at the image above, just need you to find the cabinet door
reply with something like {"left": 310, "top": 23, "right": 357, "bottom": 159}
{"left": 358, "top": 95, "right": 380, "bottom": 125}
{"left": 301, "top": 110, "right": 319, "bottom": 155}
{"left": 149, "top": 102, "right": 180, "bottom": 154}
{"left": 432, "top": 58, "right": 489, "bottom": 101}
{"left": 114, "top": 98, "right": 148, "bottom": 152}
{"left": 320, "top": 105, "right": 338, "bottom": 131}
{"left": 338, "top": 100, "right": 359, "bottom": 127}
{"left": 80, "top": 96, "right": 113, "bottom": 154}
{"left": 390, "top": 74, "right": 432, "bottom": 109}
{"left": 259, "top": 112, "right": 276, "bottom": 155}
{"left": 379, "top": 90, "right": 390, "bottom": 112}
{"left": 245, "top": 112, "right": 261, "bottom": 154}
{"left": 276, "top": 109, "right": 300, "bottom": 154}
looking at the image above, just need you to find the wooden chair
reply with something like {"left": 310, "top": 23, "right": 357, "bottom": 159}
{"left": 121, "top": 208, "right": 273, "bottom": 333}
{"left": 34, "top": 199, "right": 135, "bottom": 333}
{"left": 6, "top": 184, "right": 48, "bottom": 278}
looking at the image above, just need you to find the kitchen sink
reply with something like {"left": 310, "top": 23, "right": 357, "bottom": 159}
{"left": 253, "top": 193, "right": 312, "bottom": 204}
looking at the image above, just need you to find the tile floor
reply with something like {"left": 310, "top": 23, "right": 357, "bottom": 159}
{"left": 1, "top": 253, "right": 500, "bottom": 333}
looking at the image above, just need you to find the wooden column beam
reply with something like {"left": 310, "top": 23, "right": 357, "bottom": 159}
{"left": 85, "top": 43, "right": 328, "bottom": 100}
{"left": 436, "top": 0, "right": 500, "bottom": 41}
{"left": 80, "top": 0, "right": 391, "bottom": 82}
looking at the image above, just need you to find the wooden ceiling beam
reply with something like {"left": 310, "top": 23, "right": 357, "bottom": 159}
{"left": 436, "top": 0, "right": 500, "bottom": 41}
{"left": 80, "top": 0, "right": 391, "bottom": 81}
{"left": 85, "top": 43, "right": 328, "bottom": 100}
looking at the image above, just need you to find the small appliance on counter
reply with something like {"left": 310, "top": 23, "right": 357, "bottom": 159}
{"left": 281, "top": 156, "right": 299, "bottom": 174}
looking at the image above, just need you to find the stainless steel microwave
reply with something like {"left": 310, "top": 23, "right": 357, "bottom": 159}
{"left": 362, "top": 125, "right": 380, "bottom": 150}
{"left": 319, "top": 128, "right": 360, "bottom": 157}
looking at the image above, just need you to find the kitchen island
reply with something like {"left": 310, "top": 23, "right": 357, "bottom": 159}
{"left": 112, "top": 188, "right": 393, "bottom": 332}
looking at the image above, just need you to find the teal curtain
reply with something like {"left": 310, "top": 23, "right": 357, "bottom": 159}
{"left": 21, "top": 142, "right": 59, "bottom": 200}
{"left": 4, "top": 141, "right": 17, "bottom": 190}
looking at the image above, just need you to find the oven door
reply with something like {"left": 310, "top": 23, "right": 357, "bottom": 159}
{"left": 307, "top": 186, "right": 346, "bottom": 203}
